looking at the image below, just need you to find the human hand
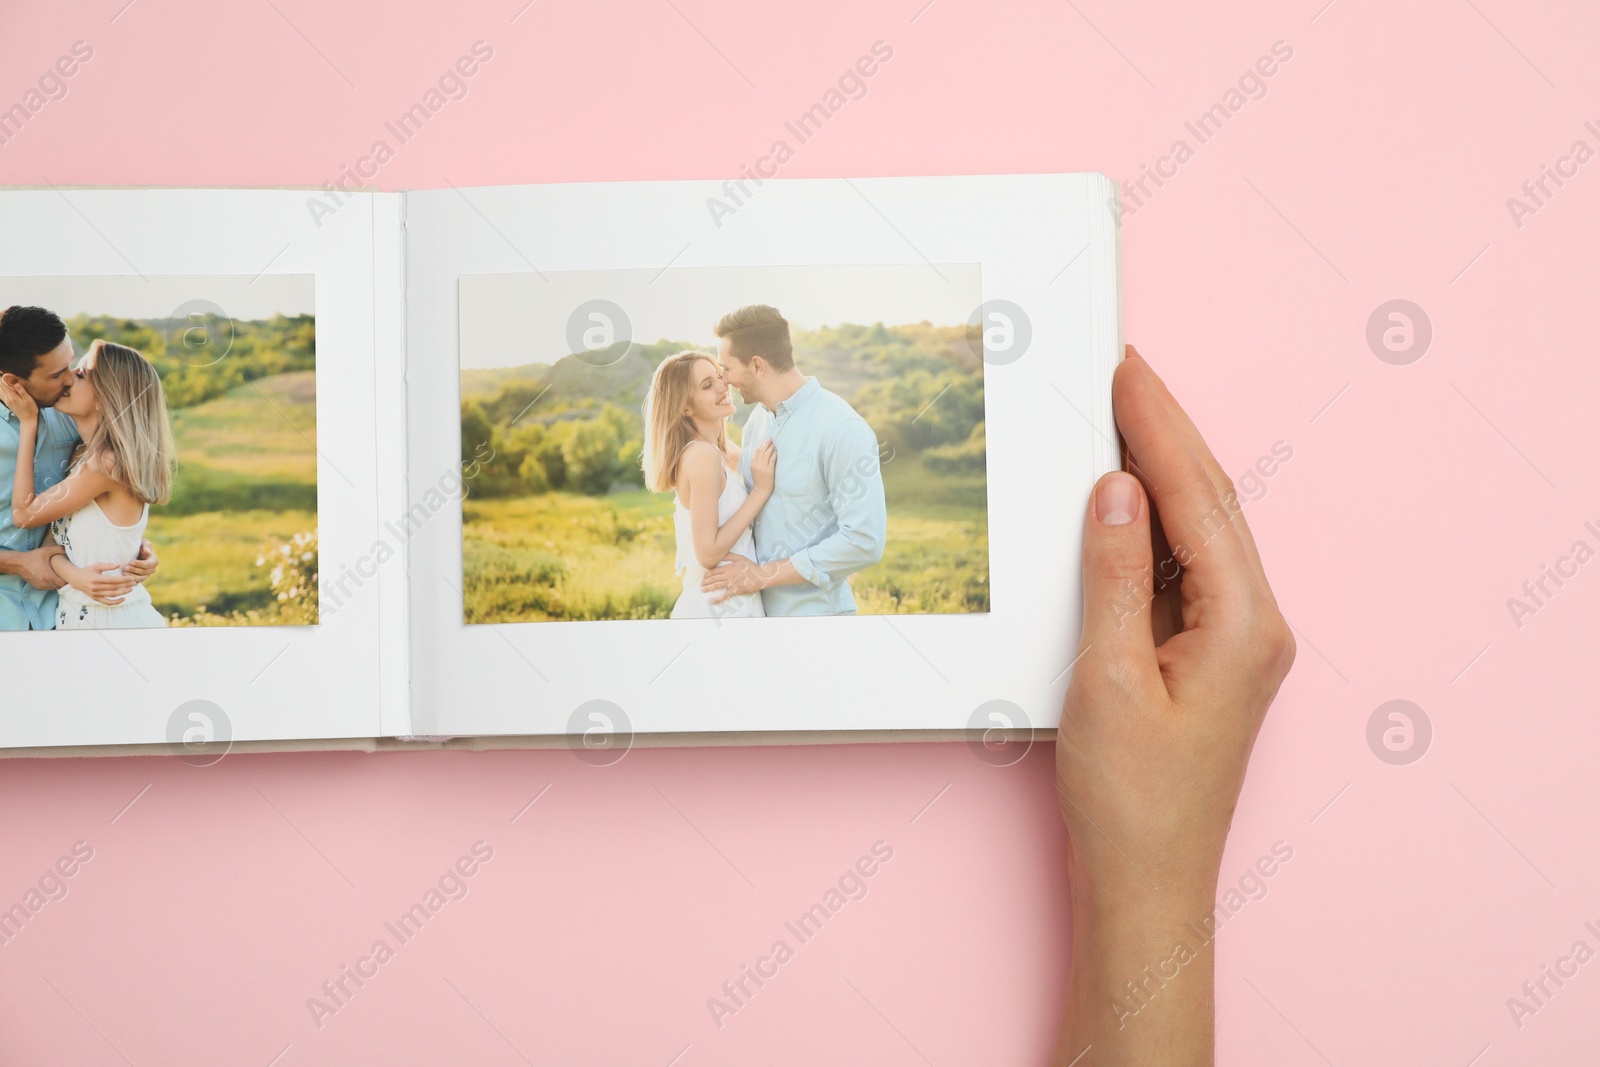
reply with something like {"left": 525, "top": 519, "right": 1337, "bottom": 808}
{"left": 62, "top": 561, "right": 136, "bottom": 605}
{"left": 1054, "top": 346, "right": 1295, "bottom": 1064}
{"left": 749, "top": 440, "right": 777, "bottom": 495}
{"left": 700, "top": 553, "right": 766, "bottom": 602}
{"left": 123, "top": 539, "right": 159, "bottom": 582}
{"left": 0, "top": 375, "right": 39, "bottom": 424}
{"left": 17, "top": 545, "right": 66, "bottom": 591}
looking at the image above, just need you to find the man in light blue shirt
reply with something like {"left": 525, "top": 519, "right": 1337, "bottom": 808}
{"left": 0, "top": 306, "right": 158, "bottom": 629}
{"left": 702, "top": 304, "right": 886, "bottom": 615}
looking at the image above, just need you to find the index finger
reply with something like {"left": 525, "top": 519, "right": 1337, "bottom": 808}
{"left": 1112, "top": 355, "right": 1253, "bottom": 600}
{"left": 1125, "top": 347, "right": 1275, "bottom": 604}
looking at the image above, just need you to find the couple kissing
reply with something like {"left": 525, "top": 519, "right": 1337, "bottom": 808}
{"left": 0, "top": 306, "right": 174, "bottom": 630}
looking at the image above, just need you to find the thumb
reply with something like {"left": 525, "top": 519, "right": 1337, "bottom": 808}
{"left": 1077, "top": 471, "right": 1160, "bottom": 675}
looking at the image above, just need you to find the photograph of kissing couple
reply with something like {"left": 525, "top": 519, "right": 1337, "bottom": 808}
{"left": 458, "top": 263, "right": 990, "bottom": 623}
{"left": 0, "top": 276, "right": 318, "bottom": 631}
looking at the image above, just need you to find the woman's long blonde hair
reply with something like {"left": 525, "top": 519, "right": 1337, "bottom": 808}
{"left": 79, "top": 339, "right": 176, "bottom": 505}
{"left": 641, "top": 351, "right": 724, "bottom": 493}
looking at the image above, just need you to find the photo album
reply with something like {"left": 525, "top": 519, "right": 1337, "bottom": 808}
{"left": 0, "top": 173, "right": 1121, "bottom": 755}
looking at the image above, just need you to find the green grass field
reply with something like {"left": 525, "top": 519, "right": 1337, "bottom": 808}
{"left": 460, "top": 463, "right": 989, "bottom": 623}
{"left": 145, "top": 370, "right": 318, "bottom": 623}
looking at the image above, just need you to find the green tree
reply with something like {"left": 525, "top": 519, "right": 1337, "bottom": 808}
{"left": 560, "top": 405, "right": 634, "bottom": 494}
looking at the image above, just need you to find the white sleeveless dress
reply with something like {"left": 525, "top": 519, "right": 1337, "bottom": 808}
{"left": 669, "top": 462, "right": 765, "bottom": 620}
{"left": 50, "top": 498, "right": 166, "bottom": 629}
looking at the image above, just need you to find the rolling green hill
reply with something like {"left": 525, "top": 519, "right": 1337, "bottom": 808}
{"left": 146, "top": 371, "right": 318, "bottom": 620}
{"left": 460, "top": 323, "right": 982, "bottom": 429}
{"left": 164, "top": 370, "right": 318, "bottom": 515}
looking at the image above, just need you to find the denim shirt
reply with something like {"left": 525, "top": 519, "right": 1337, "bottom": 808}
{"left": 738, "top": 378, "right": 887, "bottom": 616}
{"left": 0, "top": 407, "right": 80, "bottom": 629}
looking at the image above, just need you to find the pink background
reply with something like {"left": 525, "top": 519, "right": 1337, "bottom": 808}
{"left": 4, "top": 0, "right": 1599, "bottom": 1062}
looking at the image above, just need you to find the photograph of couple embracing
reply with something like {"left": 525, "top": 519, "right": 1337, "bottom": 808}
{"left": 643, "top": 304, "right": 886, "bottom": 619}
{"left": 0, "top": 305, "right": 170, "bottom": 630}
{"left": 0, "top": 275, "right": 320, "bottom": 632}
{"left": 457, "top": 262, "right": 991, "bottom": 624}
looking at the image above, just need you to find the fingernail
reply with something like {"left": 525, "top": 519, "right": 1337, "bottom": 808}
{"left": 1096, "top": 472, "right": 1139, "bottom": 526}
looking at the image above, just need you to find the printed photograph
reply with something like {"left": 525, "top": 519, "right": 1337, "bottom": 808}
{"left": 458, "top": 263, "right": 989, "bottom": 623}
{"left": 0, "top": 275, "right": 317, "bottom": 630}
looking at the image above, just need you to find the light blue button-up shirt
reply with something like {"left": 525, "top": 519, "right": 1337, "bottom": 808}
{"left": 0, "top": 406, "right": 80, "bottom": 630}
{"left": 738, "top": 377, "right": 887, "bottom": 616}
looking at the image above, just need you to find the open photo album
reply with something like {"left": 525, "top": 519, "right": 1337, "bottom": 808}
{"left": 0, "top": 173, "right": 1121, "bottom": 755}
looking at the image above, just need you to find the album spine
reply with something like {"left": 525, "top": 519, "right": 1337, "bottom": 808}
{"left": 373, "top": 192, "right": 414, "bottom": 738}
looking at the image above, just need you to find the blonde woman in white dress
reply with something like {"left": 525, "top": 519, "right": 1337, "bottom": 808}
{"left": 642, "top": 351, "right": 775, "bottom": 620}
{"left": 0, "top": 339, "right": 175, "bottom": 629}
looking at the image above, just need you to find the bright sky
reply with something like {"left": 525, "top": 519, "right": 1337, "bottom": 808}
{"left": 459, "top": 263, "right": 983, "bottom": 370}
{"left": 0, "top": 274, "right": 315, "bottom": 320}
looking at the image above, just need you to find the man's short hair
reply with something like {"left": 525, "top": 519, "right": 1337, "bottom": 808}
{"left": 0, "top": 306, "right": 68, "bottom": 379}
{"left": 714, "top": 304, "right": 794, "bottom": 371}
